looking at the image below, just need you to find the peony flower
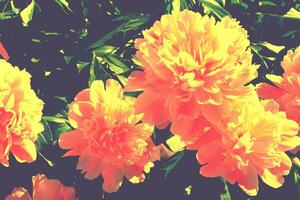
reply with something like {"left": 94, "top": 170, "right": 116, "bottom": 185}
{"left": 0, "top": 41, "right": 9, "bottom": 60}
{"left": 5, "top": 174, "right": 76, "bottom": 200}
{"left": 125, "top": 10, "right": 258, "bottom": 128}
{"left": 257, "top": 46, "right": 300, "bottom": 124}
{"left": 192, "top": 98, "right": 300, "bottom": 196}
{"left": 59, "top": 79, "right": 160, "bottom": 193}
{"left": 0, "top": 59, "right": 44, "bottom": 166}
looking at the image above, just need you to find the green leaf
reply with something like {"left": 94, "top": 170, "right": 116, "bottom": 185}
{"left": 283, "top": 8, "right": 300, "bottom": 20}
{"left": 202, "top": 0, "right": 231, "bottom": 19}
{"left": 250, "top": 45, "right": 270, "bottom": 69}
{"left": 43, "top": 116, "right": 68, "bottom": 124}
{"left": 161, "top": 150, "right": 185, "bottom": 177}
{"left": 43, "top": 110, "right": 73, "bottom": 144}
{"left": 55, "top": 96, "right": 68, "bottom": 104}
{"left": 89, "top": 53, "right": 97, "bottom": 86}
{"left": 220, "top": 179, "right": 231, "bottom": 200}
{"left": 164, "top": 0, "right": 173, "bottom": 14}
{"left": 230, "top": 0, "right": 240, "bottom": 3}
{"left": 20, "top": 0, "right": 35, "bottom": 27}
{"left": 89, "top": 52, "right": 111, "bottom": 86}
{"left": 131, "top": 55, "right": 142, "bottom": 66}
{"left": 87, "top": 24, "right": 125, "bottom": 50}
{"left": 94, "top": 45, "right": 116, "bottom": 56}
{"left": 32, "top": 38, "right": 41, "bottom": 43}
{"left": 120, "top": 15, "right": 150, "bottom": 32}
{"left": 258, "top": 0, "right": 277, "bottom": 7}
{"left": 258, "top": 42, "right": 285, "bottom": 54}
{"left": 116, "top": 74, "right": 128, "bottom": 86}
{"left": 54, "top": 0, "right": 74, "bottom": 14}
{"left": 44, "top": 71, "right": 51, "bottom": 77}
{"left": 39, "top": 31, "right": 63, "bottom": 36}
{"left": 102, "top": 54, "right": 129, "bottom": 74}
{"left": 53, "top": 123, "right": 73, "bottom": 139}
{"left": 293, "top": 168, "right": 300, "bottom": 196}
{"left": 282, "top": 30, "right": 299, "bottom": 38}
{"left": 36, "top": 118, "right": 53, "bottom": 149}
{"left": 0, "top": 11, "right": 17, "bottom": 20}
{"left": 250, "top": 41, "right": 284, "bottom": 69}
{"left": 184, "top": 185, "right": 192, "bottom": 196}
{"left": 250, "top": 42, "right": 284, "bottom": 69}
{"left": 88, "top": 14, "right": 150, "bottom": 51}
{"left": 63, "top": 55, "right": 73, "bottom": 64}
{"left": 76, "top": 61, "right": 90, "bottom": 73}
{"left": 10, "top": 1, "right": 20, "bottom": 14}
{"left": 31, "top": 57, "right": 40, "bottom": 63}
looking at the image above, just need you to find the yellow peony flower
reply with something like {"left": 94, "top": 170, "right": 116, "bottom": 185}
{"left": 125, "top": 10, "right": 258, "bottom": 128}
{"left": 0, "top": 59, "right": 44, "bottom": 166}
{"left": 192, "top": 97, "right": 300, "bottom": 196}
{"left": 257, "top": 46, "right": 300, "bottom": 124}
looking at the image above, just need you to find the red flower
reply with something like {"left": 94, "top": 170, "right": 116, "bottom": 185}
{"left": 5, "top": 174, "right": 76, "bottom": 200}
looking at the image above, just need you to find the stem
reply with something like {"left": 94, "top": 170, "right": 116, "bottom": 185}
{"left": 39, "top": 152, "right": 55, "bottom": 167}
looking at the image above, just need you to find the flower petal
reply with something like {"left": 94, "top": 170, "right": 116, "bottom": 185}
{"left": 11, "top": 139, "right": 37, "bottom": 163}
{"left": 5, "top": 187, "right": 32, "bottom": 200}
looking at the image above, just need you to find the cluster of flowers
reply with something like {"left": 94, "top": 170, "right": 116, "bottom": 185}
{"left": 0, "top": 10, "right": 299, "bottom": 199}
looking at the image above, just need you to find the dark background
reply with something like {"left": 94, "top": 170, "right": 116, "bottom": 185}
{"left": 0, "top": 0, "right": 300, "bottom": 199}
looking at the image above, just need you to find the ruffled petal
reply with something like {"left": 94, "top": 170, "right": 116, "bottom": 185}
{"left": 261, "top": 169, "right": 284, "bottom": 189}
{"left": 59, "top": 130, "right": 87, "bottom": 150}
{"left": 77, "top": 152, "right": 105, "bottom": 180}
{"left": 102, "top": 167, "right": 124, "bottom": 193}
{"left": 124, "top": 71, "right": 147, "bottom": 92}
{"left": 11, "top": 140, "right": 37, "bottom": 163}
{"left": 256, "top": 83, "right": 285, "bottom": 100}
{"left": 135, "top": 89, "right": 170, "bottom": 128}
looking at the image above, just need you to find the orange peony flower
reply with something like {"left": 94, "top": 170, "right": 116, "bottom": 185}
{"left": 59, "top": 79, "right": 160, "bottom": 193}
{"left": 0, "top": 59, "right": 44, "bottom": 166}
{"left": 0, "top": 41, "right": 9, "bottom": 60}
{"left": 191, "top": 98, "right": 300, "bottom": 196}
{"left": 257, "top": 46, "right": 300, "bottom": 124}
{"left": 125, "top": 10, "right": 258, "bottom": 128}
{"left": 5, "top": 174, "right": 76, "bottom": 200}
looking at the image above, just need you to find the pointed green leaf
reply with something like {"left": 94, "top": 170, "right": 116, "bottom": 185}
{"left": 0, "top": 11, "right": 17, "bottom": 20}
{"left": 220, "top": 179, "right": 231, "bottom": 200}
{"left": 102, "top": 54, "right": 129, "bottom": 74}
{"left": 87, "top": 24, "right": 125, "bottom": 50}
{"left": 76, "top": 61, "right": 90, "bottom": 73}
{"left": 161, "top": 150, "right": 185, "bottom": 177}
{"left": 36, "top": 118, "right": 53, "bottom": 149}
{"left": 10, "top": 1, "right": 20, "bottom": 14}
{"left": 54, "top": 0, "right": 74, "bottom": 14}
{"left": 63, "top": 55, "right": 73, "bottom": 64}
{"left": 259, "top": 42, "right": 285, "bottom": 54}
{"left": 94, "top": 45, "right": 116, "bottom": 56}
{"left": 20, "top": 0, "right": 35, "bottom": 27}
{"left": 283, "top": 8, "right": 300, "bottom": 20}
{"left": 202, "top": 0, "right": 231, "bottom": 19}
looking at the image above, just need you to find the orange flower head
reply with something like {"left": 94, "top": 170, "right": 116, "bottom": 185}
{"left": 0, "top": 59, "right": 44, "bottom": 166}
{"left": 59, "top": 79, "right": 160, "bottom": 193}
{"left": 125, "top": 10, "right": 258, "bottom": 128}
{"left": 194, "top": 98, "right": 300, "bottom": 196}
{"left": 257, "top": 46, "right": 300, "bottom": 124}
{"left": 5, "top": 174, "right": 76, "bottom": 200}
